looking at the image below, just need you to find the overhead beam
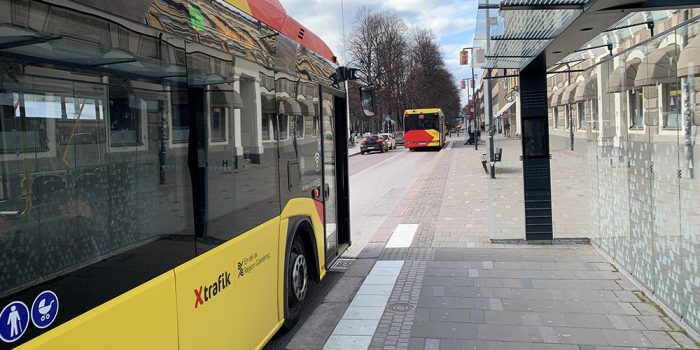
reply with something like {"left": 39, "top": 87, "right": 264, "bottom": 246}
{"left": 478, "top": 3, "right": 585, "bottom": 10}
{"left": 491, "top": 37, "right": 556, "bottom": 41}
{"left": 543, "top": 0, "right": 644, "bottom": 66}
{"left": 598, "top": 0, "right": 700, "bottom": 11}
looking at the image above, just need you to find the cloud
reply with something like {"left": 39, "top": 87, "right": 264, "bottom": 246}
{"left": 281, "top": 0, "right": 477, "bottom": 106}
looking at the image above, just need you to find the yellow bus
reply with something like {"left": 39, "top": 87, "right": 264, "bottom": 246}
{"left": 403, "top": 108, "right": 446, "bottom": 150}
{"left": 0, "top": 0, "right": 351, "bottom": 348}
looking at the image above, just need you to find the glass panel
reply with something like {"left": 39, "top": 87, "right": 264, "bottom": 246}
{"left": 0, "top": 10, "right": 195, "bottom": 336}
{"left": 322, "top": 93, "right": 338, "bottom": 257}
{"left": 649, "top": 34, "right": 683, "bottom": 316}
{"left": 185, "top": 46, "right": 281, "bottom": 248}
{"left": 489, "top": 76, "right": 526, "bottom": 241}
{"left": 624, "top": 38, "right": 656, "bottom": 293}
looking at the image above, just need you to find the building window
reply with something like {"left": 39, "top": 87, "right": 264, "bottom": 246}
{"left": 109, "top": 96, "right": 141, "bottom": 146}
{"left": 1, "top": 93, "right": 50, "bottom": 153}
{"left": 278, "top": 114, "right": 288, "bottom": 140}
{"left": 210, "top": 106, "right": 227, "bottom": 142}
{"left": 577, "top": 103, "right": 586, "bottom": 130}
{"left": 557, "top": 106, "right": 565, "bottom": 128}
{"left": 590, "top": 101, "right": 599, "bottom": 130}
{"left": 293, "top": 115, "right": 304, "bottom": 139}
{"left": 629, "top": 88, "right": 644, "bottom": 130}
{"left": 662, "top": 82, "right": 681, "bottom": 130}
{"left": 262, "top": 114, "right": 272, "bottom": 140}
{"left": 171, "top": 91, "right": 189, "bottom": 144}
{"left": 58, "top": 97, "right": 104, "bottom": 145}
{"left": 305, "top": 115, "right": 317, "bottom": 136}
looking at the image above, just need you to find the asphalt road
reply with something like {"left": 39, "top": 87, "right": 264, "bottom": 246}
{"left": 264, "top": 144, "right": 445, "bottom": 349}
{"left": 343, "top": 146, "right": 434, "bottom": 258}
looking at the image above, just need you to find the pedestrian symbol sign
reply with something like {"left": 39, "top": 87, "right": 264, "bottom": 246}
{"left": 31, "top": 291, "right": 59, "bottom": 329}
{"left": 0, "top": 301, "right": 29, "bottom": 343}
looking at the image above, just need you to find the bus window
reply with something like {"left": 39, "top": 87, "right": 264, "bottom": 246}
{"left": 405, "top": 113, "right": 439, "bottom": 130}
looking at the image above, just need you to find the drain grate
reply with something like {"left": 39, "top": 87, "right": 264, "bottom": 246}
{"left": 388, "top": 303, "right": 414, "bottom": 312}
{"left": 329, "top": 258, "right": 354, "bottom": 271}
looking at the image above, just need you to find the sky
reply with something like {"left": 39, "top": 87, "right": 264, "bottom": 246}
{"left": 281, "top": 0, "right": 478, "bottom": 106}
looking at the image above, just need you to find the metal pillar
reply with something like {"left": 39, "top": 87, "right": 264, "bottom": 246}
{"left": 484, "top": 4, "right": 494, "bottom": 176}
{"left": 472, "top": 62, "right": 478, "bottom": 151}
{"left": 567, "top": 69, "right": 574, "bottom": 151}
{"left": 484, "top": 72, "right": 495, "bottom": 178}
{"left": 519, "top": 55, "right": 553, "bottom": 240}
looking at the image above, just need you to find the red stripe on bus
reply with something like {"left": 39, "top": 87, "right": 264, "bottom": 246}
{"left": 314, "top": 199, "right": 325, "bottom": 225}
{"left": 404, "top": 130, "right": 435, "bottom": 142}
{"left": 248, "top": 0, "right": 336, "bottom": 63}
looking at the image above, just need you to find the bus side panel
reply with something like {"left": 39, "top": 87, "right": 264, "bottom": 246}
{"left": 17, "top": 273, "right": 178, "bottom": 350}
{"left": 175, "top": 218, "right": 280, "bottom": 350}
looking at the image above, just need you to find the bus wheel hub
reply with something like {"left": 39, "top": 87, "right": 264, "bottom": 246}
{"left": 292, "top": 255, "right": 308, "bottom": 301}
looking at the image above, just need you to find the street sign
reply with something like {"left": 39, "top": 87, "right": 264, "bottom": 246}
{"left": 384, "top": 115, "right": 392, "bottom": 122}
{"left": 459, "top": 50, "right": 469, "bottom": 65}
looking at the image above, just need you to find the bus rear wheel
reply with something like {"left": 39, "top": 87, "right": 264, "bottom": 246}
{"left": 283, "top": 235, "right": 308, "bottom": 330}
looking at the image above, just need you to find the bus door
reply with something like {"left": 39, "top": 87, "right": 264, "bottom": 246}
{"left": 320, "top": 86, "right": 350, "bottom": 265}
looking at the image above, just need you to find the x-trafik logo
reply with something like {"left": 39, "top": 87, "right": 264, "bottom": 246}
{"left": 194, "top": 271, "right": 232, "bottom": 309}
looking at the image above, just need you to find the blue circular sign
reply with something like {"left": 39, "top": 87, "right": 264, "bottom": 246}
{"left": 31, "top": 290, "right": 59, "bottom": 329}
{"left": 0, "top": 301, "right": 29, "bottom": 343}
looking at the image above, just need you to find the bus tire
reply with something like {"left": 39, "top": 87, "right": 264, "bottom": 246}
{"left": 283, "top": 234, "right": 308, "bottom": 330}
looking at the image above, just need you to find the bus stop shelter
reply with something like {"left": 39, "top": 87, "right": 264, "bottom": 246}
{"left": 474, "top": 0, "right": 700, "bottom": 241}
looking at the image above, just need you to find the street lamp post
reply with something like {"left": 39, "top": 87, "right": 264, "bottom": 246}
{"left": 462, "top": 47, "right": 478, "bottom": 150}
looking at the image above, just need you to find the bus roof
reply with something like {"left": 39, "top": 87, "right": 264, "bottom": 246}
{"left": 404, "top": 108, "right": 443, "bottom": 115}
{"left": 227, "top": 0, "right": 337, "bottom": 63}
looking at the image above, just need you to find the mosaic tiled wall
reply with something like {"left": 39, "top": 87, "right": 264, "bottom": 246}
{"left": 590, "top": 136, "right": 700, "bottom": 332}
{"left": 543, "top": 20, "right": 700, "bottom": 334}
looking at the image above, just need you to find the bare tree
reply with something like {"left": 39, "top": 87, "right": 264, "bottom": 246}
{"left": 346, "top": 9, "right": 460, "bottom": 132}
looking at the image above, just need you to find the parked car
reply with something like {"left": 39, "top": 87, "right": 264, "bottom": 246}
{"left": 393, "top": 131, "right": 405, "bottom": 147}
{"left": 379, "top": 133, "right": 396, "bottom": 150}
{"left": 360, "top": 135, "right": 387, "bottom": 154}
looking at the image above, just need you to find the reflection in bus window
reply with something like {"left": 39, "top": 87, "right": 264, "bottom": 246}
{"left": 211, "top": 107, "right": 227, "bottom": 142}
{"left": 278, "top": 114, "right": 289, "bottom": 140}
{"left": 171, "top": 90, "right": 189, "bottom": 144}
{"left": 294, "top": 115, "right": 304, "bottom": 139}
{"left": 1, "top": 93, "right": 49, "bottom": 153}
{"left": 109, "top": 96, "right": 140, "bottom": 146}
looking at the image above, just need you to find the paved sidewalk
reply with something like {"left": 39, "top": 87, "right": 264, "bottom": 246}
{"left": 288, "top": 139, "right": 699, "bottom": 350}
{"left": 348, "top": 145, "right": 361, "bottom": 157}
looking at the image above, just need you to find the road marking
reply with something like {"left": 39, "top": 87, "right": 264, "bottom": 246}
{"left": 324, "top": 261, "right": 404, "bottom": 350}
{"left": 349, "top": 149, "right": 412, "bottom": 176}
{"left": 385, "top": 224, "right": 419, "bottom": 248}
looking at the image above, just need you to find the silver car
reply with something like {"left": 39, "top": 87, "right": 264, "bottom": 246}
{"left": 379, "top": 133, "right": 396, "bottom": 150}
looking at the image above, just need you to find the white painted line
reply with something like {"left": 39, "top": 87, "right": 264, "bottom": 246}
{"left": 324, "top": 260, "right": 405, "bottom": 350}
{"left": 385, "top": 224, "right": 419, "bottom": 248}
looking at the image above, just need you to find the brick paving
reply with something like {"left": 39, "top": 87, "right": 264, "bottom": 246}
{"left": 304, "top": 137, "right": 699, "bottom": 350}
